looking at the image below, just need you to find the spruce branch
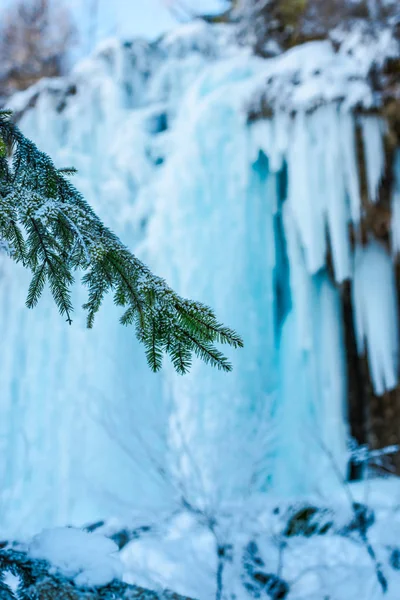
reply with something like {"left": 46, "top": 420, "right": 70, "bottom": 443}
{"left": 0, "top": 109, "right": 243, "bottom": 373}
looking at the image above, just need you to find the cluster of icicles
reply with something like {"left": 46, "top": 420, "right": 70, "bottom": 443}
{"left": 250, "top": 105, "right": 399, "bottom": 396}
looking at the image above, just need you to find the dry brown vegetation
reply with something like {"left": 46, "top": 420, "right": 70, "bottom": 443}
{"left": 0, "top": 0, "right": 76, "bottom": 98}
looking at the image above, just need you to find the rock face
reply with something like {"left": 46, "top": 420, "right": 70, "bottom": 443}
{"left": 0, "top": 549, "right": 196, "bottom": 600}
{"left": 223, "top": 0, "right": 399, "bottom": 56}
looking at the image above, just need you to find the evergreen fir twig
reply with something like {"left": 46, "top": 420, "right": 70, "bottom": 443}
{"left": 0, "top": 110, "right": 243, "bottom": 373}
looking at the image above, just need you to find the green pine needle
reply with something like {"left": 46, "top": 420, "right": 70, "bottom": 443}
{"left": 0, "top": 110, "right": 243, "bottom": 373}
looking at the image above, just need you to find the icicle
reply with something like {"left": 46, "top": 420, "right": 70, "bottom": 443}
{"left": 286, "top": 110, "right": 327, "bottom": 276}
{"left": 282, "top": 201, "right": 315, "bottom": 351}
{"left": 339, "top": 110, "right": 362, "bottom": 225}
{"left": 392, "top": 150, "right": 400, "bottom": 255}
{"left": 352, "top": 241, "right": 399, "bottom": 395}
{"left": 275, "top": 203, "right": 348, "bottom": 494}
{"left": 320, "top": 105, "right": 352, "bottom": 282}
{"left": 269, "top": 112, "right": 290, "bottom": 173}
{"left": 250, "top": 113, "right": 290, "bottom": 173}
{"left": 253, "top": 106, "right": 354, "bottom": 283}
{"left": 361, "top": 115, "right": 386, "bottom": 204}
{"left": 250, "top": 120, "right": 272, "bottom": 163}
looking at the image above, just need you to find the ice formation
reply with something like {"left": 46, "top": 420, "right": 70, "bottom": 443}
{"left": 353, "top": 242, "right": 399, "bottom": 395}
{"left": 0, "top": 20, "right": 398, "bottom": 534}
{"left": 393, "top": 150, "right": 400, "bottom": 255}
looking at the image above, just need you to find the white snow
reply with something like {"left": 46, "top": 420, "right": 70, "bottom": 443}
{"left": 333, "top": 19, "right": 400, "bottom": 76}
{"left": 28, "top": 527, "right": 122, "bottom": 587}
{"left": 118, "top": 477, "right": 400, "bottom": 600}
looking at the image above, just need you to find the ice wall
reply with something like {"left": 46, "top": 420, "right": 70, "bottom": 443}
{"left": 0, "top": 21, "right": 398, "bottom": 534}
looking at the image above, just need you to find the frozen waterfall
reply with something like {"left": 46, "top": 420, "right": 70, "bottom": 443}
{"left": 0, "top": 21, "right": 398, "bottom": 536}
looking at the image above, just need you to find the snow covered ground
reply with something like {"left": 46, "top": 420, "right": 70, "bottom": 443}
{"left": 110, "top": 476, "right": 400, "bottom": 599}
{"left": 1, "top": 476, "right": 398, "bottom": 599}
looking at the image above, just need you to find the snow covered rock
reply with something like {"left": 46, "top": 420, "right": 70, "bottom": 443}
{"left": 242, "top": 541, "right": 290, "bottom": 599}
{"left": 284, "top": 506, "right": 334, "bottom": 537}
{"left": 28, "top": 528, "right": 122, "bottom": 588}
{"left": 0, "top": 527, "right": 196, "bottom": 599}
{"left": 248, "top": 21, "right": 400, "bottom": 116}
